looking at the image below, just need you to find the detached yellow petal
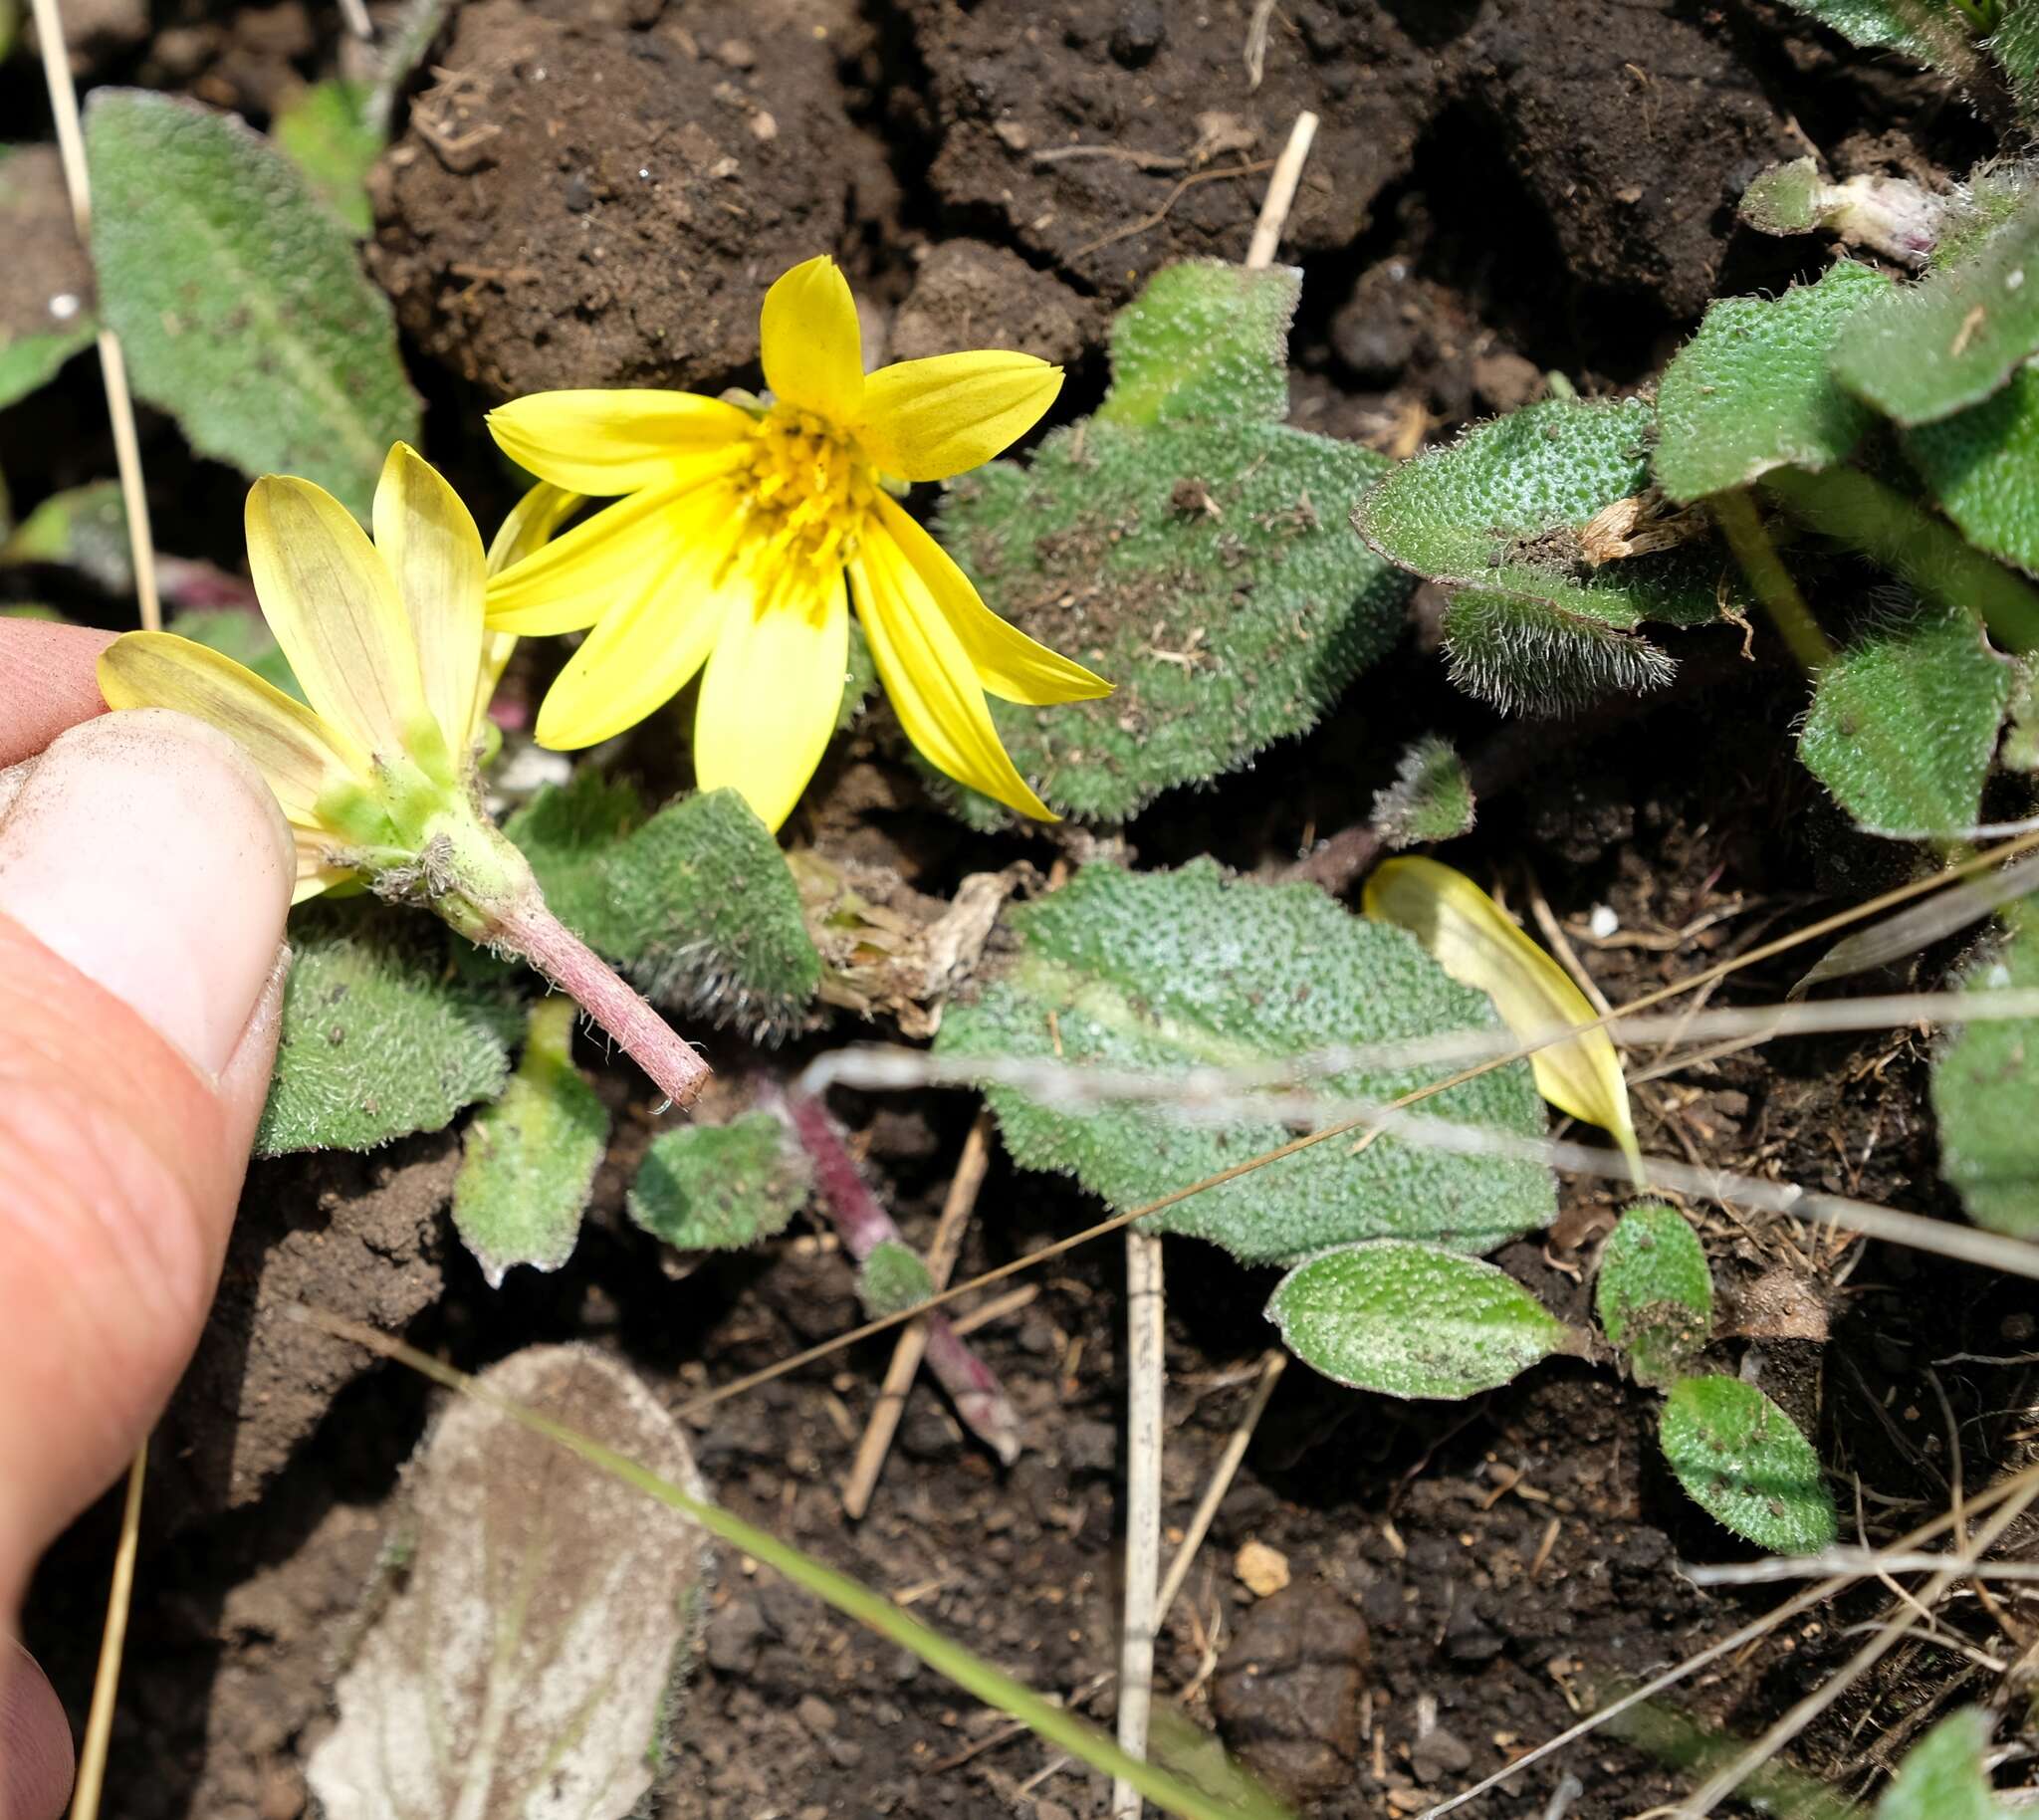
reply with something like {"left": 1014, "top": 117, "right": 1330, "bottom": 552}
{"left": 246, "top": 475, "right": 430, "bottom": 763}
{"left": 760, "top": 255, "right": 865, "bottom": 422}
{"left": 374, "top": 443, "right": 487, "bottom": 762}
{"left": 98, "top": 630, "right": 364, "bottom": 823}
{"left": 534, "top": 489, "right": 755, "bottom": 752}
{"left": 487, "top": 389, "right": 751, "bottom": 496}
{"left": 850, "top": 518, "right": 1055, "bottom": 821}
{"left": 692, "top": 568, "right": 849, "bottom": 832}
{"left": 856, "top": 350, "right": 1061, "bottom": 482}
{"left": 1363, "top": 856, "right": 1641, "bottom": 1171}
{"left": 485, "top": 466, "right": 737, "bottom": 635}
{"left": 874, "top": 496, "right": 1109, "bottom": 704}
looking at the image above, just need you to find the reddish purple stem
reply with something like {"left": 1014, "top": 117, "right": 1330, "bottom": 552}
{"left": 774, "top": 1087, "right": 1022, "bottom": 1466}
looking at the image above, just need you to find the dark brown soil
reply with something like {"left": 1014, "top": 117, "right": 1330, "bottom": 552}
{"left": 13, "top": 0, "right": 2036, "bottom": 1816}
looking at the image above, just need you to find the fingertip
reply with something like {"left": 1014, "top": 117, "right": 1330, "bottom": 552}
{"left": 0, "top": 1641, "right": 73, "bottom": 1820}
{"left": 0, "top": 622, "right": 117, "bottom": 769}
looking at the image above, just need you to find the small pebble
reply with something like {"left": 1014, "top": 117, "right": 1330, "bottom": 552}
{"left": 1235, "top": 1538, "right": 1292, "bottom": 1598}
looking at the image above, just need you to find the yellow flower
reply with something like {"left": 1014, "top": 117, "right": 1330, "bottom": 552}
{"left": 99, "top": 444, "right": 564, "bottom": 913}
{"left": 484, "top": 254, "right": 1111, "bottom": 832}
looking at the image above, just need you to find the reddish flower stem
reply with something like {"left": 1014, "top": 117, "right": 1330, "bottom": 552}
{"left": 774, "top": 1087, "right": 1021, "bottom": 1465}
{"left": 488, "top": 894, "right": 710, "bottom": 1110}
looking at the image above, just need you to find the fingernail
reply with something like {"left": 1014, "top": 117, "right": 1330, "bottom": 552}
{"left": 0, "top": 1641, "right": 73, "bottom": 1820}
{"left": 0, "top": 710, "right": 295, "bottom": 1077}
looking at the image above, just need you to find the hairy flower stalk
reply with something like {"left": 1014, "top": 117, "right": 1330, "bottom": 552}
{"left": 98, "top": 443, "right": 709, "bottom": 1108}
{"left": 771, "top": 1086, "right": 1021, "bottom": 1465}
{"left": 484, "top": 254, "right": 1110, "bottom": 832}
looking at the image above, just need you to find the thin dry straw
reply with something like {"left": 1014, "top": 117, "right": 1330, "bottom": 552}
{"left": 65, "top": 1443, "right": 145, "bottom": 1820}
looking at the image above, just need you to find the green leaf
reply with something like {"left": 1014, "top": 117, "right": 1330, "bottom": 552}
{"left": 936, "top": 860, "right": 1555, "bottom": 1265}
{"left": 1, "top": 481, "right": 130, "bottom": 592}
{"left": 1877, "top": 1708, "right": 2010, "bottom": 1820}
{"left": 627, "top": 1111, "right": 813, "bottom": 1251}
{"left": 1659, "top": 1375, "right": 1837, "bottom": 1553}
{"left": 83, "top": 89, "right": 420, "bottom": 520}
{"left": 1594, "top": 1202, "right": 1713, "bottom": 1389}
{"left": 933, "top": 261, "right": 1410, "bottom": 824}
{"left": 1372, "top": 734, "right": 1475, "bottom": 848}
{"left": 1830, "top": 187, "right": 2039, "bottom": 427}
{"left": 1932, "top": 914, "right": 2039, "bottom": 1237}
{"left": 858, "top": 1238, "right": 936, "bottom": 1318}
{"left": 273, "top": 79, "right": 382, "bottom": 236}
{"left": 1267, "top": 1241, "right": 1571, "bottom": 1398}
{"left": 1773, "top": 0, "right": 1982, "bottom": 68}
{"left": 255, "top": 902, "right": 520, "bottom": 1155}
{"left": 450, "top": 999, "right": 609, "bottom": 1287}
{"left": 1990, "top": 4, "right": 2039, "bottom": 122}
{"left": 1738, "top": 158, "right": 1827, "bottom": 237}
{"left": 306, "top": 1347, "right": 711, "bottom": 1820}
{"left": 166, "top": 607, "right": 307, "bottom": 702}
{"left": 1355, "top": 397, "right": 1728, "bottom": 714}
{"left": 0, "top": 144, "right": 96, "bottom": 411}
{"left": 1798, "top": 601, "right": 2013, "bottom": 836}
{"left": 1654, "top": 262, "right": 1891, "bottom": 503}
{"left": 506, "top": 773, "right": 820, "bottom": 1040}
{"left": 1908, "top": 364, "right": 2039, "bottom": 576}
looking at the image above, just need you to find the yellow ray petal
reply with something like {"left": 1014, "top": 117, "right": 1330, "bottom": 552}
{"left": 874, "top": 496, "right": 1109, "bottom": 704}
{"left": 487, "top": 389, "right": 752, "bottom": 496}
{"left": 533, "top": 490, "right": 755, "bottom": 752}
{"left": 485, "top": 466, "right": 737, "bottom": 635}
{"left": 98, "top": 630, "right": 365, "bottom": 822}
{"left": 373, "top": 443, "right": 487, "bottom": 764}
{"left": 760, "top": 255, "right": 865, "bottom": 423}
{"left": 849, "top": 519, "right": 1055, "bottom": 821}
{"left": 246, "top": 475, "right": 430, "bottom": 763}
{"left": 471, "top": 480, "right": 582, "bottom": 742}
{"left": 1363, "top": 856, "right": 1641, "bottom": 1173}
{"left": 691, "top": 567, "right": 849, "bottom": 832}
{"left": 856, "top": 350, "right": 1061, "bottom": 482}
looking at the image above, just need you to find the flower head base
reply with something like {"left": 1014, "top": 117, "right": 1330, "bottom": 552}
{"left": 485, "top": 255, "right": 1111, "bottom": 832}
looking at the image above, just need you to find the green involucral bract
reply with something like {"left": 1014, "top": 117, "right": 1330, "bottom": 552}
{"left": 1797, "top": 600, "right": 2013, "bottom": 837}
{"left": 931, "top": 260, "right": 1411, "bottom": 825}
{"left": 451, "top": 998, "right": 610, "bottom": 1287}
{"left": 1653, "top": 261, "right": 1890, "bottom": 503}
{"left": 1658, "top": 1375, "right": 1838, "bottom": 1554}
{"left": 506, "top": 773, "right": 821, "bottom": 1040}
{"left": 1593, "top": 1202, "right": 1713, "bottom": 1389}
{"left": 255, "top": 902, "right": 522, "bottom": 1156}
{"left": 1355, "top": 396, "right": 1730, "bottom": 715}
{"left": 935, "top": 860, "right": 1555, "bottom": 1266}
{"left": 627, "top": 1111, "right": 814, "bottom": 1251}
{"left": 1830, "top": 186, "right": 2039, "bottom": 427}
{"left": 1876, "top": 1708, "right": 2012, "bottom": 1820}
{"left": 82, "top": 88, "right": 420, "bottom": 519}
{"left": 1932, "top": 913, "right": 2039, "bottom": 1239}
{"left": 1266, "top": 1242, "right": 1572, "bottom": 1399}
{"left": 1372, "top": 734, "right": 1475, "bottom": 849}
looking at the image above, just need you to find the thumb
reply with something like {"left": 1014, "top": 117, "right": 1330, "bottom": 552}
{"left": 0, "top": 709, "right": 293, "bottom": 1615}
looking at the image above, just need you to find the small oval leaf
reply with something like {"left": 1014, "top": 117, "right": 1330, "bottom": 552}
{"left": 1595, "top": 1202, "right": 1713, "bottom": 1388}
{"left": 1660, "top": 1375, "right": 1837, "bottom": 1554}
{"left": 627, "top": 1111, "right": 813, "bottom": 1252}
{"left": 1876, "top": 1708, "right": 2009, "bottom": 1820}
{"left": 1266, "top": 1241, "right": 1570, "bottom": 1400}
{"left": 1364, "top": 856, "right": 1640, "bottom": 1171}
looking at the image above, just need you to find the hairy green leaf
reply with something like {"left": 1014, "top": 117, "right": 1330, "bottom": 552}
{"left": 83, "top": 89, "right": 419, "bottom": 519}
{"left": 1830, "top": 187, "right": 2039, "bottom": 426}
{"left": 1798, "top": 601, "right": 2013, "bottom": 836}
{"left": 507, "top": 773, "right": 820, "bottom": 1040}
{"left": 0, "top": 144, "right": 95, "bottom": 411}
{"left": 934, "top": 261, "right": 1409, "bottom": 824}
{"left": 1655, "top": 262, "right": 1890, "bottom": 502}
{"left": 1773, "top": 0, "right": 1983, "bottom": 71}
{"left": 273, "top": 79, "right": 382, "bottom": 236}
{"left": 1877, "top": 1708, "right": 2010, "bottom": 1820}
{"left": 1991, "top": 4, "right": 2039, "bottom": 122}
{"left": 451, "top": 999, "right": 608, "bottom": 1287}
{"left": 937, "top": 860, "right": 1554, "bottom": 1265}
{"left": 1356, "top": 397, "right": 1728, "bottom": 714}
{"left": 1267, "top": 1241, "right": 1570, "bottom": 1398}
{"left": 627, "top": 1111, "right": 812, "bottom": 1251}
{"left": 1933, "top": 914, "right": 2039, "bottom": 1237}
{"left": 858, "top": 1238, "right": 936, "bottom": 1318}
{"left": 1908, "top": 364, "right": 2039, "bottom": 575}
{"left": 256, "top": 902, "right": 520, "bottom": 1155}
{"left": 1595, "top": 1202, "right": 1713, "bottom": 1388}
{"left": 1659, "top": 1375, "right": 1837, "bottom": 1553}
{"left": 1372, "top": 734, "right": 1475, "bottom": 848}
{"left": 1, "top": 481, "right": 129, "bottom": 592}
{"left": 307, "top": 1346, "right": 711, "bottom": 1820}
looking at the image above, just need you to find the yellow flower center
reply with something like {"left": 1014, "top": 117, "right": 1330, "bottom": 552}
{"left": 738, "top": 405, "right": 878, "bottom": 574}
